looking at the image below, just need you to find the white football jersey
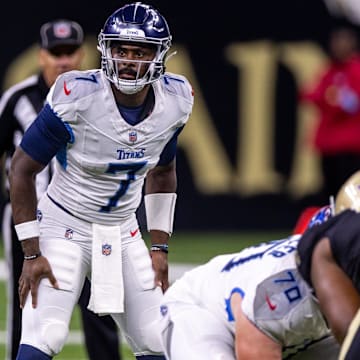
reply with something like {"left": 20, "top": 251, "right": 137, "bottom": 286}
{"left": 45, "top": 69, "right": 193, "bottom": 224}
{"left": 163, "top": 235, "right": 331, "bottom": 355}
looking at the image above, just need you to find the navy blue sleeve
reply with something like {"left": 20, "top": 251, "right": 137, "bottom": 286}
{"left": 20, "top": 103, "right": 71, "bottom": 165}
{"left": 157, "top": 125, "right": 184, "bottom": 166}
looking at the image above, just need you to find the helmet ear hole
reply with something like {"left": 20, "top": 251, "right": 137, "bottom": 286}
{"left": 98, "top": 2, "right": 172, "bottom": 94}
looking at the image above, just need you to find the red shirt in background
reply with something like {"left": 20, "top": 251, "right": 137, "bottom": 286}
{"left": 301, "top": 55, "right": 360, "bottom": 155}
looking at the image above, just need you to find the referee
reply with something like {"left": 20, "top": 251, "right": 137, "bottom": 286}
{"left": 0, "top": 19, "right": 121, "bottom": 360}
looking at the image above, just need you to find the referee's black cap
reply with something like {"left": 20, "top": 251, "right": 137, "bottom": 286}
{"left": 39, "top": 19, "right": 84, "bottom": 50}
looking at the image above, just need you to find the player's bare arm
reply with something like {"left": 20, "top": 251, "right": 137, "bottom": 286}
{"left": 145, "top": 159, "right": 177, "bottom": 194}
{"left": 144, "top": 160, "right": 177, "bottom": 292}
{"left": 9, "top": 147, "right": 58, "bottom": 308}
{"left": 231, "top": 292, "right": 282, "bottom": 359}
{"left": 311, "top": 237, "right": 360, "bottom": 343}
{"left": 9, "top": 147, "right": 44, "bottom": 223}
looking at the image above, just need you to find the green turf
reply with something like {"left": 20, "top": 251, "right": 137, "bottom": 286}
{"left": 165, "top": 231, "right": 288, "bottom": 263}
{"left": 0, "top": 230, "right": 288, "bottom": 359}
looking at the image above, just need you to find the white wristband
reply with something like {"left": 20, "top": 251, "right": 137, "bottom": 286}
{"left": 14, "top": 220, "right": 40, "bottom": 241}
{"left": 144, "top": 193, "right": 177, "bottom": 235}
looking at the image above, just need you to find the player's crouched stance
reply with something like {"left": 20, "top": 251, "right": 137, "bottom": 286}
{"left": 18, "top": 199, "right": 166, "bottom": 358}
{"left": 157, "top": 205, "right": 340, "bottom": 360}
{"left": 10, "top": 2, "right": 193, "bottom": 360}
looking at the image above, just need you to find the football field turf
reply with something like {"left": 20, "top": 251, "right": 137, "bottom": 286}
{"left": 0, "top": 230, "right": 288, "bottom": 359}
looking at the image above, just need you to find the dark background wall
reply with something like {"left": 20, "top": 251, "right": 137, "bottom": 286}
{"left": 0, "top": 0, "right": 352, "bottom": 230}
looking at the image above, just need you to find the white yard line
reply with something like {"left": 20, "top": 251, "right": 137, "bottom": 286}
{"left": 0, "top": 260, "right": 8, "bottom": 281}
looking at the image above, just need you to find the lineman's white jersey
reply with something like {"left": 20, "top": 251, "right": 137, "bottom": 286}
{"left": 45, "top": 69, "right": 193, "bottom": 224}
{"left": 161, "top": 236, "right": 333, "bottom": 358}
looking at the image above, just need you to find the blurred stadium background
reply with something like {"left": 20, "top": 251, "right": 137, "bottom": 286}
{"left": 3, "top": 0, "right": 360, "bottom": 231}
{"left": 1, "top": 0, "right": 360, "bottom": 358}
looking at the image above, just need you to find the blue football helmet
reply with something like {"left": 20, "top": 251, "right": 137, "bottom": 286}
{"left": 98, "top": 2, "right": 172, "bottom": 94}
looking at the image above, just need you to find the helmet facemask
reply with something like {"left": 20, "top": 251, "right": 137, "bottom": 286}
{"left": 98, "top": 2, "right": 173, "bottom": 94}
{"left": 98, "top": 35, "right": 171, "bottom": 94}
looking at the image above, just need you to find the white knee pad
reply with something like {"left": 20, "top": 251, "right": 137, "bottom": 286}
{"left": 142, "top": 317, "right": 164, "bottom": 353}
{"left": 117, "top": 240, "right": 164, "bottom": 354}
{"left": 21, "top": 296, "right": 71, "bottom": 357}
{"left": 113, "top": 300, "right": 164, "bottom": 355}
{"left": 41, "top": 320, "right": 69, "bottom": 355}
{"left": 20, "top": 239, "right": 86, "bottom": 356}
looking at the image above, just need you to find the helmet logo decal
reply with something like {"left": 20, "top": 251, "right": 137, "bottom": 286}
{"left": 308, "top": 205, "right": 333, "bottom": 229}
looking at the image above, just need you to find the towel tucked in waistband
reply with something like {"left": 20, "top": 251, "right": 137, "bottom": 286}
{"left": 88, "top": 223, "right": 124, "bottom": 315}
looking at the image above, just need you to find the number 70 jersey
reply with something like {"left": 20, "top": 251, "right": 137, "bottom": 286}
{"left": 170, "top": 235, "right": 331, "bottom": 350}
{"left": 45, "top": 69, "right": 193, "bottom": 224}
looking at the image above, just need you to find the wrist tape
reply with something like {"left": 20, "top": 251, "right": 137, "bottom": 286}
{"left": 14, "top": 220, "right": 40, "bottom": 241}
{"left": 144, "top": 193, "right": 177, "bottom": 235}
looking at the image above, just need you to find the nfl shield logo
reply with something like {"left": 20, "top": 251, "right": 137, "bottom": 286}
{"left": 102, "top": 243, "right": 112, "bottom": 256}
{"left": 129, "top": 130, "right": 137, "bottom": 143}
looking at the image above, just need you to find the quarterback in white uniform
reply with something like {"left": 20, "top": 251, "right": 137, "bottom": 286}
{"left": 9, "top": 3, "right": 193, "bottom": 360}
{"left": 159, "top": 209, "right": 339, "bottom": 359}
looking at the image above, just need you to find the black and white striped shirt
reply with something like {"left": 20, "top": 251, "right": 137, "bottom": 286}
{"left": 0, "top": 73, "right": 52, "bottom": 201}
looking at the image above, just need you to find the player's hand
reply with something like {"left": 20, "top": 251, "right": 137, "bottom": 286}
{"left": 18, "top": 256, "right": 59, "bottom": 309}
{"left": 150, "top": 250, "right": 169, "bottom": 293}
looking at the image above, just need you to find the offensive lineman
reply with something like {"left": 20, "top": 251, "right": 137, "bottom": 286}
{"left": 9, "top": 2, "right": 193, "bottom": 359}
{"left": 158, "top": 206, "right": 339, "bottom": 359}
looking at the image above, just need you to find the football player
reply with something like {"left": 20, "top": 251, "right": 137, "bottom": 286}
{"left": 0, "top": 18, "right": 122, "bottom": 360}
{"left": 9, "top": 2, "right": 193, "bottom": 359}
{"left": 159, "top": 171, "right": 360, "bottom": 359}
{"left": 297, "top": 170, "right": 360, "bottom": 360}
{"left": 158, "top": 208, "right": 340, "bottom": 359}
